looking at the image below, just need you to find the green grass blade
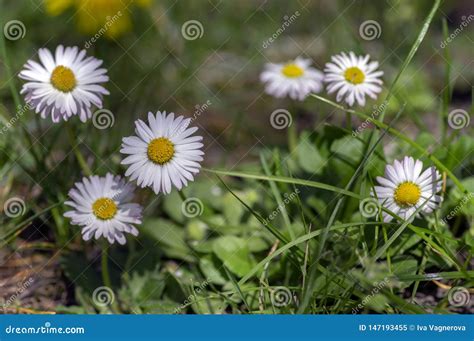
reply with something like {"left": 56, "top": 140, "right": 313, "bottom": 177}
{"left": 382, "top": 0, "right": 442, "bottom": 109}
{"left": 440, "top": 18, "right": 452, "bottom": 143}
{"left": 223, "top": 266, "right": 250, "bottom": 313}
{"left": 395, "top": 271, "right": 474, "bottom": 282}
{"left": 204, "top": 169, "right": 361, "bottom": 199}
{"left": 260, "top": 153, "right": 295, "bottom": 240}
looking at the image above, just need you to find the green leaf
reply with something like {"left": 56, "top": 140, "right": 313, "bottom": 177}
{"left": 365, "top": 294, "right": 390, "bottom": 313}
{"left": 297, "top": 133, "right": 325, "bottom": 174}
{"left": 163, "top": 191, "right": 185, "bottom": 223}
{"left": 190, "top": 295, "right": 226, "bottom": 314}
{"left": 118, "top": 269, "right": 168, "bottom": 313}
{"left": 392, "top": 257, "right": 418, "bottom": 277}
{"left": 330, "top": 135, "right": 365, "bottom": 178}
{"left": 199, "top": 255, "right": 228, "bottom": 285}
{"left": 247, "top": 236, "right": 270, "bottom": 252}
{"left": 186, "top": 220, "right": 208, "bottom": 241}
{"left": 449, "top": 177, "right": 474, "bottom": 217}
{"left": 213, "top": 236, "right": 255, "bottom": 277}
{"left": 222, "top": 192, "right": 245, "bottom": 225}
{"left": 141, "top": 218, "right": 194, "bottom": 262}
{"left": 446, "top": 136, "right": 474, "bottom": 170}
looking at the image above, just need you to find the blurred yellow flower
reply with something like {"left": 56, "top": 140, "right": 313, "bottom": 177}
{"left": 44, "top": 0, "right": 151, "bottom": 38}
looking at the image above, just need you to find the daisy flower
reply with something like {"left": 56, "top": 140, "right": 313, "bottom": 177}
{"left": 64, "top": 173, "right": 142, "bottom": 245}
{"left": 260, "top": 57, "right": 324, "bottom": 101}
{"left": 19, "top": 45, "right": 109, "bottom": 122}
{"left": 371, "top": 156, "right": 443, "bottom": 222}
{"left": 120, "top": 111, "right": 204, "bottom": 195}
{"left": 324, "top": 51, "right": 383, "bottom": 107}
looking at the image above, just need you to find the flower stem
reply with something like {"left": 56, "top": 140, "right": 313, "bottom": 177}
{"left": 101, "top": 244, "right": 120, "bottom": 313}
{"left": 178, "top": 190, "right": 187, "bottom": 202}
{"left": 67, "top": 125, "right": 92, "bottom": 176}
{"left": 101, "top": 245, "right": 112, "bottom": 289}
{"left": 288, "top": 122, "right": 297, "bottom": 154}
{"left": 288, "top": 105, "right": 298, "bottom": 154}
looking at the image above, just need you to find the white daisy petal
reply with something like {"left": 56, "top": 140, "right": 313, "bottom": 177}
{"left": 121, "top": 111, "right": 204, "bottom": 195}
{"left": 260, "top": 57, "right": 324, "bottom": 101}
{"left": 63, "top": 173, "right": 143, "bottom": 245}
{"left": 370, "top": 156, "right": 443, "bottom": 222}
{"left": 19, "top": 45, "right": 109, "bottom": 123}
{"left": 324, "top": 51, "right": 383, "bottom": 107}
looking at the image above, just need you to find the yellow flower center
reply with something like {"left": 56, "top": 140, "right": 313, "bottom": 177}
{"left": 394, "top": 182, "right": 421, "bottom": 207}
{"left": 344, "top": 66, "right": 365, "bottom": 84}
{"left": 147, "top": 137, "right": 175, "bottom": 165}
{"left": 281, "top": 63, "right": 304, "bottom": 78}
{"left": 50, "top": 65, "right": 77, "bottom": 92}
{"left": 92, "top": 197, "right": 117, "bottom": 220}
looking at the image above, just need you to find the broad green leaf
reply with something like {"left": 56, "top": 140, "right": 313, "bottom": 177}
{"left": 297, "top": 133, "right": 325, "bottom": 174}
{"left": 118, "top": 270, "right": 166, "bottom": 313}
{"left": 163, "top": 191, "right": 185, "bottom": 223}
{"left": 247, "top": 236, "right": 270, "bottom": 252}
{"left": 213, "top": 236, "right": 255, "bottom": 277}
{"left": 223, "top": 192, "right": 245, "bottom": 225}
{"left": 199, "top": 255, "right": 228, "bottom": 285}
{"left": 186, "top": 220, "right": 208, "bottom": 241}
{"left": 141, "top": 218, "right": 194, "bottom": 262}
{"left": 366, "top": 294, "right": 390, "bottom": 313}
